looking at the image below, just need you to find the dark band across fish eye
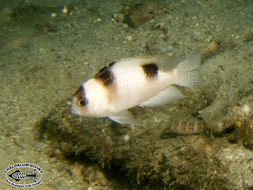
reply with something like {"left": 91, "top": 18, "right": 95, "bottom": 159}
{"left": 73, "top": 85, "right": 86, "bottom": 101}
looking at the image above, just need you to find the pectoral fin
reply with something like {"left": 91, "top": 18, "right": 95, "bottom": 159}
{"left": 108, "top": 110, "right": 141, "bottom": 125}
{"left": 140, "top": 86, "right": 184, "bottom": 107}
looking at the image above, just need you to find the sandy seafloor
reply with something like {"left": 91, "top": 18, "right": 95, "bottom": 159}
{"left": 0, "top": 0, "right": 252, "bottom": 190}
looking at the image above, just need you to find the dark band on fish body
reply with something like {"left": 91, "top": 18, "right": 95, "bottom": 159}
{"left": 108, "top": 61, "right": 116, "bottom": 67}
{"left": 142, "top": 63, "right": 159, "bottom": 79}
{"left": 170, "top": 121, "right": 208, "bottom": 135}
{"left": 95, "top": 61, "right": 116, "bottom": 77}
{"left": 95, "top": 66, "right": 108, "bottom": 76}
{"left": 94, "top": 68, "right": 115, "bottom": 86}
{"left": 73, "top": 85, "right": 88, "bottom": 106}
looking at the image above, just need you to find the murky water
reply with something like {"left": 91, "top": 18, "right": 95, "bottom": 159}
{"left": 0, "top": 0, "right": 252, "bottom": 189}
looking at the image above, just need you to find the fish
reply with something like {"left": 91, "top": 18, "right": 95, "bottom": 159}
{"left": 169, "top": 120, "right": 208, "bottom": 135}
{"left": 71, "top": 54, "right": 201, "bottom": 125}
{"left": 8, "top": 170, "right": 37, "bottom": 181}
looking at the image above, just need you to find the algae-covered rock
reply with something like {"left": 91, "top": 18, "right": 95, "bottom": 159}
{"left": 35, "top": 99, "right": 253, "bottom": 189}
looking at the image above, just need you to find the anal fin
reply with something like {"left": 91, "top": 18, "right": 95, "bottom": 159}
{"left": 108, "top": 110, "right": 141, "bottom": 125}
{"left": 140, "top": 86, "right": 184, "bottom": 107}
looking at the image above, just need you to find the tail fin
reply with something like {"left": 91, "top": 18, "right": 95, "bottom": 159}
{"left": 174, "top": 53, "right": 201, "bottom": 87}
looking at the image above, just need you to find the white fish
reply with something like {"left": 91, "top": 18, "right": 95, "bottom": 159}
{"left": 71, "top": 54, "right": 201, "bottom": 125}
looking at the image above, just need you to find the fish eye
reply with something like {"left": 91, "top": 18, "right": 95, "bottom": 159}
{"left": 78, "top": 99, "right": 88, "bottom": 107}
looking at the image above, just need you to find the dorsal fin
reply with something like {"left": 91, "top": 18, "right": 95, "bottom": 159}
{"left": 94, "top": 61, "right": 116, "bottom": 77}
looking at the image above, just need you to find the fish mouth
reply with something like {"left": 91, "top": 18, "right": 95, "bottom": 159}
{"left": 70, "top": 106, "right": 80, "bottom": 115}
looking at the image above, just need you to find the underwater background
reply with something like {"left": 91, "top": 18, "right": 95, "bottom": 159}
{"left": 0, "top": 0, "right": 252, "bottom": 189}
